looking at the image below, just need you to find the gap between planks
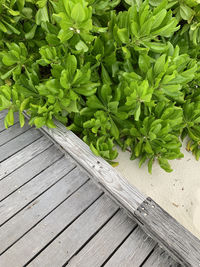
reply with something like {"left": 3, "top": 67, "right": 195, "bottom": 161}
{"left": 0, "top": 181, "right": 103, "bottom": 267}
{"left": 32, "top": 118, "right": 200, "bottom": 267}
{"left": 0, "top": 167, "right": 90, "bottom": 255}
{"left": 33, "top": 119, "right": 146, "bottom": 213}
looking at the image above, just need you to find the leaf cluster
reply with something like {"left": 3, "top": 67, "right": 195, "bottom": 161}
{"left": 0, "top": 0, "right": 200, "bottom": 173}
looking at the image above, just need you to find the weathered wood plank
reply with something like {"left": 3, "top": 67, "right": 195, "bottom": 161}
{"left": 24, "top": 116, "right": 200, "bottom": 266}
{"left": 0, "top": 110, "right": 7, "bottom": 120}
{"left": 29, "top": 195, "right": 119, "bottom": 267}
{"left": 104, "top": 226, "right": 156, "bottom": 267}
{"left": 0, "top": 122, "right": 30, "bottom": 147}
{"left": 0, "top": 127, "right": 42, "bottom": 163}
{"left": 0, "top": 157, "right": 75, "bottom": 226}
{"left": 135, "top": 197, "right": 200, "bottom": 266}
{"left": 142, "top": 246, "right": 180, "bottom": 267}
{"left": 0, "top": 167, "right": 89, "bottom": 254}
{"left": 39, "top": 120, "right": 146, "bottom": 214}
{"left": 0, "top": 181, "right": 102, "bottom": 267}
{"left": 0, "top": 112, "right": 19, "bottom": 132}
{"left": 67, "top": 210, "right": 135, "bottom": 267}
{"left": 0, "top": 136, "right": 52, "bottom": 181}
{"left": 0, "top": 145, "right": 62, "bottom": 201}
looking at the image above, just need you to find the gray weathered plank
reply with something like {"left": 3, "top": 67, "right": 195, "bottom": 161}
{"left": 0, "top": 181, "right": 102, "bottom": 267}
{"left": 29, "top": 195, "right": 119, "bottom": 267}
{"left": 105, "top": 226, "right": 156, "bottom": 267}
{"left": 0, "top": 136, "right": 52, "bottom": 181}
{"left": 67, "top": 210, "right": 136, "bottom": 267}
{"left": 24, "top": 115, "right": 200, "bottom": 267}
{"left": 0, "top": 127, "right": 42, "bottom": 162}
{"left": 0, "top": 122, "right": 30, "bottom": 147}
{"left": 0, "top": 110, "right": 7, "bottom": 120}
{"left": 0, "top": 112, "right": 19, "bottom": 132}
{"left": 0, "top": 119, "right": 6, "bottom": 131}
{"left": 0, "top": 167, "right": 89, "bottom": 254}
{"left": 142, "top": 246, "right": 180, "bottom": 267}
{"left": 135, "top": 197, "right": 200, "bottom": 267}
{"left": 0, "top": 157, "right": 75, "bottom": 226}
{"left": 39, "top": 120, "right": 146, "bottom": 214}
{"left": 0, "top": 145, "right": 62, "bottom": 201}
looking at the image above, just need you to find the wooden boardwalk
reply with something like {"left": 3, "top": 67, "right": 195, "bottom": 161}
{"left": 0, "top": 113, "right": 198, "bottom": 266}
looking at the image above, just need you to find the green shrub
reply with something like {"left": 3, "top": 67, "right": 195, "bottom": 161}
{"left": 0, "top": 0, "right": 200, "bottom": 172}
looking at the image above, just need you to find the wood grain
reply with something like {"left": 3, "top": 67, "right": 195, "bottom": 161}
{"left": 0, "top": 181, "right": 102, "bottom": 267}
{"left": 29, "top": 195, "right": 119, "bottom": 267}
{"left": 105, "top": 226, "right": 156, "bottom": 267}
{"left": 0, "top": 157, "right": 75, "bottom": 226}
{"left": 67, "top": 209, "right": 135, "bottom": 267}
{"left": 39, "top": 120, "right": 146, "bottom": 213}
{"left": 22, "top": 115, "right": 199, "bottom": 266}
{"left": 0, "top": 122, "right": 30, "bottom": 147}
{"left": 30, "top": 117, "right": 200, "bottom": 266}
{"left": 0, "top": 136, "right": 52, "bottom": 181}
{"left": 0, "top": 110, "right": 7, "bottom": 121}
{"left": 0, "top": 145, "right": 62, "bottom": 201}
{"left": 142, "top": 246, "right": 180, "bottom": 267}
{"left": 0, "top": 127, "right": 42, "bottom": 162}
{"left": 0, "top": 167, "right": 89, "bottom": 254}
{"left": 135, "top": 197, "right": 200, "bottom": 267}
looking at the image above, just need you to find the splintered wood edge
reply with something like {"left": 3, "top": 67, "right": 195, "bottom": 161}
{"left": 23, "top": 113, "right": 200, "bottom": 266}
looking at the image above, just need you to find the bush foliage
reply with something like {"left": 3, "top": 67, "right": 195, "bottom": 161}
{"left": 0, "top": 0, "right": 200, "bottom": 172}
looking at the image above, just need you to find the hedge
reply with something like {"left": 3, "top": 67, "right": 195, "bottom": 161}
{"left": 0, "top": 0, "right": 200, "bottom": 172}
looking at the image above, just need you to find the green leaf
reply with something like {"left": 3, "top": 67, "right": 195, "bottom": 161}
{"left": 152, "top": 9, "right": 167, "bottom": 29}
{"left": 20, "top": 98, "right": 30, "bottom": 111}
{"left": 0, "top": 22, "right": 7, "bottom": 33}
{"left": 17, "top": 0, "right": 25, "bottom": 10}
{"left": 7, "top": 109, "right": 14, "bottom": 125}
{"left": 36, "top": 6, "right": 49, "bottom": 25}
{"left": 154, "top": 54, "right": 166, "bottom": 76}
{"left": 101, "top": 65, "right": 112, "bottom": 85}
{"left": 71, "top": 3, "right": 85, "bottom": 22}
{"left": 144, "top": 140, "right": 153, "bottom": 154}
{"left": 1, "top": 67, "right": 16, "bottom": 80}
{"left": 25, "top": 25, "right": 37, "bottom": 39}
{"left": 2, "top": 54, "right": 18, "bottom": 66}
{"left": 101, "top": 84, "right": 112, "bottom": 103}
{"left": 8, "top": 9, "right": 20, "bottom": 16}
{"left": 19, "top": 112, "right": 25, "bottom": 127}
{"left": 75, "top": 41, "right": 88, "bottom": 52}
{"left": 158, "top": 158, "right": 173, "bottom": 172}
{"left": 148, "top": 157, "right": 154, "bottom": 174}
{"left": 46, "top": 119, "right": 56, "bottom": 128}
{"left": 143, "top": 42, "right": 168, "bottom": 53}
{"left": 66, "top": 55, "right": 77, "bottom": 77}
{"left": 117, "top": 28, "right": 129, "bottom": 43}
{"left": 58, "top": 29, "right": 73, "bottom": 42}
{"left": 110, "top": 118, "right": 119, "bottom": 139}
{"left": 131, "top": 22, "right": 139, "bottom": 37}
{"left": 134, "top": 104, "right": 141, "bottom": 121}
{"left": 180, "top": 4, "right": 195, "bottom": 21}
{"left": 34, "top": 117, "right": 46, "bottom": 128}
{"left": 2, "top": 20, "right": 20, "bottom": 35}
{"left": 135, "top": 140, "right": 143, "bottom": 157}
{"left": 37, "top": 0, "right": 47, "bottom": 8}
{"left": 90, "top": 143, "right": 100, "bottom": 156}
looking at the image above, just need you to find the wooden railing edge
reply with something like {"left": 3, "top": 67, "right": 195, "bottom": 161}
{"left": 38, "top": 120, "right": 146, "bottom": 213}
{"left": 23, "top": 114, "right": 200, "bottom": 266}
